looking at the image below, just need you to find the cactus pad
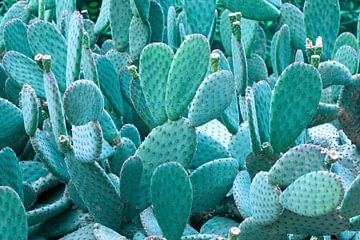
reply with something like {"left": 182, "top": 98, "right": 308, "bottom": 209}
{"left": 20, "top": 84, "right": 39, "bottom": 137}
{"left": 340, "top": 175, "right": 360, "bottom": 218}
{"left": 318, "top": 61, "right": 352, "bottom": 89}
{"left": 110, "top": 0, "right": 132, "bottom": 51}
{"left": 3, "top": 19, "right": 32, "bottom": 57}
{"left": 63, "top": 80, "right": 104, "bottom": 126}
{"left": 280, "top": 171, "right": 345, "bottom": 217}
{"left": 233, "top": 170, "right": 252, "bottom": 218}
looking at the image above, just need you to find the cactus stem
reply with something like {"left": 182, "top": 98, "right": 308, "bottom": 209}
{"left": 38, "top": 0, "right": 45, "bottom": 20}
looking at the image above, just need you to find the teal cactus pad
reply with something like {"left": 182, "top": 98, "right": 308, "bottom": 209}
{"left": 20, "top": 161, "right": 48, "bottom": 183}
{"left": 253, "top": 80, "right": 272, "bottom": 143}
{"left": 110, "top": 0, "right": 132, "bottom": 51}
{"left": 166, "top": 34, "right": 210, "bottom": 120}
{"left": 247, "top": 54, "right": 268, "bottom": 85}
{"left": 105, "top": 50, "right": 130, "bottom": 73}
{"left": 295, "top": 49, "right": 304, "bottom": 62}
{"left": 27, "top": 195, "right": 72, "bottom": 225}
{"left": 4, "top": 78, "right": 21, "bottom": 105}
{"left": 140, "top": 206, "right": 163, "bottom": 236}
{"left": 59, "top": 224, "right": 96, "bottom": 240}
{"left": 219, "top": 95, "right": 240, "bottom": 134}
{"left": 268, "top": 144, "right": 328, "bottom": 188}
{"left": 340, "top": 174, "right": 360, "bottom": 218}
{"left": 31, "top": 130, "right": 69, "bottom": 183}
{"left": 148, "top": 1, "right": 164, "bottom": 42}
{"left": 65, "top": 153, "right": 123, "bottom": 231}
{"left": 98, "top": 110, "right": 120, "bottom": 145}
{"left": 93, "top": 223, "right": 126, "bottom": 239}
{"left": 134, "top": 118, "right": 196, "bottom": 210}
{"left": 233, "top": 170, "right": 252, "bottom": 218}
{"left": 241, "top": 19, "right": 259, "bottom": 57}
{"left": 119, "top": 155, "right": 143, "bottom": 219}
{"left": 140, "top": 43, "right": 174, "bottom": 125}
{"left": 118, "top": 66, "right": 132, "bottom": 104}
{"left": 246, "top": 87, "right": 261, "bottom": 153}
{"left": 318, "top": 61, "right": 352, "bottom": 89}
{"left": 166, "top": 6, "right": 178, "bottom": 50}
{"left": 27, "top": 20, "right": 67, "bottom": 91}
{"left": 130, "top": 71, "right": 157, "bottom": 128}
{"left": 252, "top": 26, "right": 267, "bottom": 60}
{"left": 222, "top": 0, "right": 280, "bottom": 21}
{"left": 23, "top": 181, "right": 36, "bottom": 209}
{"left": 63, "top": 80, "right": 104, "bottom": 126}
{"left": 188, "top": 70, "right": 235, "bottom": 127}
{"left": 3, "top": 19, "right": 32, "bottom": 57}
{"left": 280, "top": 171, "right": 345, "bottom": 217}
{"left": 229, "top": 122, "right": 252, "bottom": 169}
{"left": 151, "top": 162, "right": 192, "bottom": 240}
{"left": 129, "top": 16, "right": 151, "bottom": 60}
{"left": 338, "top": 75, "right": 360, "bottom": 148}
{"left": 119, "top": 124, "right": 141, "bottom": 147}
{"left": 276, "top": 209, "right": 350, "bottom": 236}
{"left": 37, "top": 209, "right": 93, "bottom": 238}
{"left": 94, "top": 0, "right": 111, "bottom": 34}
{"left": 95, "top": 56, "right": 123, "bottom": 117}
{"left": 197, "top": 119, "right": 232, "bottom": 148}
{"left": 271, "top": 24, "right": 292, "bottom": 76}
{"left": 279, "top": 3, "right": 306, "bottom": 51}
{"left": 237, "top": 217, "right": 283, "bottom": 240}
{"left": 81, "top": 46, "right": 99, "bottom": 85}
{"left": 72, "top": 121, "right": 103, "bottom": 162}
{"left": 109, "top": 137, "right": 136, "bottom": 175}
{"left": 200, "top": 217, "right": 239, "bottom": 238}
{"left": 250, "top": 171, "right": 283, "bottom": 224}
{"left": 334, "top": 46, "right": 359, "bottom": 75}
{"left": 182, "top": 0, "right": 216, "bottom": 37}
{"left": 332, "top": 32, "right": 359, "bottom": 57}
{"left": 190, "top": 132, "right": 229, "bottom": 169}
{"left": 55, "top": 0, "right": 76, "bottom": 30}
{"left": 270, "top": 62, "right": 322, "bottom": 153}
{"left": 232, "top": 35, "right": 248, "bottom": 96}
{"left": 0, "top": 186, "right": 27, "bottom": 240}
{"left": 83, "top": 19, "right": 97, "bottom": 48}
{"left": 43, "top": 70, "right": 67, "bottom": 149}
{"left": 3, "top": 51, "right": 45, "bottom": 98}
{"left": 0, "top": 98, "right": 27, "bottom": 153}
{"left": 307, "top": 123, "right": 340, "bottom": 149}
{"left": 20, "top": 84, "right": 39, "bottom": 137}
{"left": 66, "top": 11, "right": 83, "bottom": 86}
{"left": 220, "top": 10, "right": 232, "bottom": 56}
{"left": 101, "top": 40, "right": 114, "bottom": 54}
{"left": 303, "top": 0, "right": 340, "bottom": 60}
{"left": 132, "top": 0, "right": 150, "bottom": 21}
{"left": 190, "top": 158, "right": 238, "bottom": 214}
{"left": 308, "top": 102, "right": 339, "bottom": 128}
{"left": 0, "top": 1, "right": 30, "bottom": 28}
{"left": 0, "top": 147, "right": 24, "bottom": 200}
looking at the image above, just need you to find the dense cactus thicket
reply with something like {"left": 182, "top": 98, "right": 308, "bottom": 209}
{"left": 0, "top": 0, "right": 359, "bottom": 239}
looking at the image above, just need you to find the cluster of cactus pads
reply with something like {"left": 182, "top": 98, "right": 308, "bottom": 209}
{"left": 0, "top": 0, "right": 359, "bottom": 239}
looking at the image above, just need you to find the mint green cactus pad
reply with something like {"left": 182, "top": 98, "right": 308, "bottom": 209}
{"left": 222, "top": 0, "right": 280, "bottom": 21}
{"left": 332, "top": 32, "right": 359, "bottom": 57}
{"left": 247, "top": 54, "right": 268, "bottom": 85}
{"left": 66, "top": 11, "right": 83, "bottom": 86}
{"left": 31, "top": 130, "right": 69, "bottom": 183}
{"left": 190, "top": 158, "right": 238, "bottom": 213}
{"left": 132, "top": 0, "right": 150, "bottom": 21}
{"left": 334, "top": 45, "right": 359, "bottom": 75}
{"left": 3, "top": 51, "right": 45, "bottom": 98}
{"left": 20, "top": 161, "right": 48, "bottom": 183}
{"left": 271, "top": 24, "right": 292, "bottom": 76}
{"left": 340, "top": 175, "right": 360, "bottom": 218}
{"left": 135, "top": 118, "right": 196, "bottom": 210}
{"left": 0, "top": 186, "right": 27, "bottom": 240}
{"left": 269, "top": 144, "right": 328, "bottom": 188}
{"left": 0, "top": 147, "right": 24, "bottom": 200}
{"left": 0, "top": 1, "right": 30, "bottom": 28}
{"left": 166, "top": 34, "right": 210, "bottom": 120}
{"left": 279, "top": 3, "right": 306, "bottom": 51}
{"left": 151, "top": 162, "right": 192, "bottom": 240}
{"left": 246, "top": 87, "right": 261, "bottom": 153}
{"left": 220, "top": 10, "right": 232, "bottom": 56}
{"left": 129, "top": 16, "right": 151, "bottom": 60}
{"left": 20, "top": 84, "right": 39, "bottom": 137}
{"left": 148, "top": 1, "right": 165, "bottom": 42}
{"left": 229, "top": 122, "right": 252, "bottom": 169}
{"left": 188, "top": 70, "right": 235, "bottom": 127}
{"left": 280, "top": 171, "right": 345, "bottom": 217}
{"left": 233, "top": 170, "right": 252, "bottom": 218}
{"left": 98, "top": 110, "right": 120, "bottom": 145}
{"left": 303, "top": 0, "right": 340, "bottom": 60}
{"left": 95, "top": 56, "right": 123, "bottom": 117}
{"left": 110, "top": 0, "right": 132, "bottom": 51}
{"left": 200, "top": 217, "right": 239, "bottom": 238}
{"left": 338, "top": 75, "right": 360, "bottom": 148}
{"left": 72, "top": 121, "right": 103, "bottom": 162}
{"left": 318, "top": 61, "right": 352, "bottom": 89}
{"left": 109, "top": 138, "right": 136, "bottom": 175}
{"left": 94, "top": 0, "right": 111, "bottom": 34}
{"left": 63, "top": 80, "right": 104, "bottom": 126}
{"left": 241, "top": 19, "right": 259, "bottom": 57}
{"left": 140, "top": 206, "right": 163, "bottom": 236}
{"left": 140, "top": 43, "right": 174, "bottom": 125}
{"left": 270, "top": 62, "right": 322, "bottom": 153}
{"left": 27, "top": 20, "right": 67, "bottom": 91}
{"left": 119, "top": 124, "right": 141, "bottom": 147}
{"left": 250, "top": 171, "right": 283, "bottom": 224}
{"left": 3, "top": 19, "right": 32, "bottom": 57}
{"left": 0, "top": 98, "right": 27, "bottom": 153}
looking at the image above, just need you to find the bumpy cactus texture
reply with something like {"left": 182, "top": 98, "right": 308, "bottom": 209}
{"left": 0, "top": 0, "right": 359, "bottom": 239}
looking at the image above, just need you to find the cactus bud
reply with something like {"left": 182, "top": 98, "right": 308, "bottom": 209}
{"left": 305, "top": 38, "right": 314, "bottom": 60}
{"left": 38, "top": 0, "right": 45, "bottom": 20}
{"left": 228, "top": 12, "right": 242, "bottom": 24}
{"left": 314, "top": 36, "right": 323, "bottom": 56}
{"left": 128, "top": 65, "right": 139, "bottom": 79}
{"left": 228, "top": 227, "right": 240, "bottom": 240}
{"left": 83, "top": 31, "right": 91, "bottom": 49}
{"left": 210, "top": 52, "right": 220, "bottom": 74}
{"left": 231, "top": 21, "right": 242, "bottom": 43}
{"left": 310, "top": 55, "right": 320, "bottom": 68}
{"left": 42, "top": 55, "right": 52, "bottom": 72}
{"left": 34, "top": 53, "right": 44, "bottom": 69}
